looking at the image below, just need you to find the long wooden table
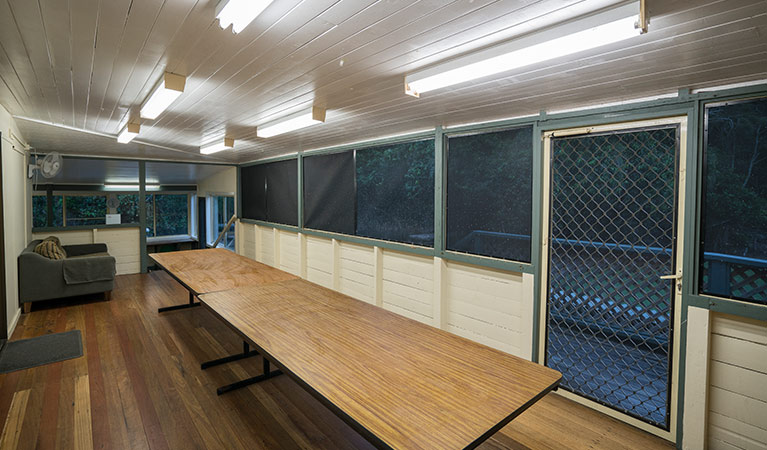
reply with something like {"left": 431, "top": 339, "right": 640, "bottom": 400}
{"left": 153, "top": 249, "right": 562, "bottom": 449}
{"left": 202, "top": 278, "right": 561, "bottom": 449}
{"left": 150, "top": 248, "right": 297, "bottom": 312}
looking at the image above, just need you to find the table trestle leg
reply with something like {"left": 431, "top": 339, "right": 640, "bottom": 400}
{"left": 201, "top": 341, "right": 259, "bottom": 370}
{"left": 216, "top": 358, "right": 282, "bottom": 396}
{"left": 158, "top": 291, "right": 201, "bottom": 313}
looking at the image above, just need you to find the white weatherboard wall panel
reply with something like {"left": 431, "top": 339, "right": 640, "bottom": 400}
{"left": 444, "top": 260, "right": 531, "bottom": 358}
{"left": 337, "top": 241, "right": 375, "bottom": 304}
{"left": 240, "top": 222, "right": 256, "bottom": 260}
{"left": 707, "top": 313, "right": 767, "bottom": 450}
{"left": 279, "top": 230, "right": 300, "bottom": 275}
{"left": 305, "top": 236, "right": 333, "bottom": 288}
{"left": 259, "top": 226, "right": 275, "bottom": 267}
{"left": 32, "top": 227, "right": 141, "bottom": 275}
{"left": 381, "top": 250, "right": 434, "bottom": 324}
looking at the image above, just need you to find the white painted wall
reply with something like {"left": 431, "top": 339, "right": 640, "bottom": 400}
{"left": 707, "top": 313, "right": 767, "bottom": 449}
{"left": 236, "top": 222, "right": 534, "bottom": 360}
{"left": 197, "top": 166, "right": 236, "bottom": 245}
{"left": 32, "top": 227, "right": 141, "bottom": 275}
{"left": 1, "top": 104, "right": 28, "bottom": 337}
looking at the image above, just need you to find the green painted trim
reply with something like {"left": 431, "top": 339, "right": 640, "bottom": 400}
{"left": 139, "top": 162, "right": 147, "bottom": 274}
{"left": 539, "top": 103, "right": 695, "bottom": 132}
{"left": 240, "top": 219, "right": 300, "bottom": 233}
{"left": 531, "top": 121, "right": 544, "bottom": 362}
{"left": 236, "top": 166, "right": 242, "bottom": 218}
{"left": 434, "top": 126, "right": 445, "bottom": 254}
{"left": 443, "top": 115, "right": 539, "bottom": 136}
{"left": 300, "top": 130, "right": 437, "bottom": 159}
{"left": 32, "top": 223, "right": 140, "bottom": 232}
{"left": 691, "top": 86, "right": 767, "bottom": 103}
{"left": 442, "top": 251, "right": 533, "bottom": 274}
{"left": 239, "top": 153, "right": 299, "bottom": 168}
{"left": 297, "top": 153, "right": 304, "bottom": 227}
{"left": 687, "top": 294, "right": 767, "bottom": 321}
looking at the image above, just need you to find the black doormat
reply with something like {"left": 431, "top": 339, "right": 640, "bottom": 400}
{"left": 0, "top": 330, "right": 83, "bottom": 374}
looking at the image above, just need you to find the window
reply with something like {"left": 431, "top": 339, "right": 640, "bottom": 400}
{"left": 116, "top": 194, "right": 140, "bottom": 224}
{"left": 240, "top": 159, "right": 298, "bottom": 225}
{"left": 209, "top": 196, "right": 235, "bottom": 250}
{"left": 446, "top": 126, "right": 533, "bottom": 263}
{"left": 64, "top": 195, "right": 107, "bottom": 226}
{"left": 32, "top": 195, "right": 63, "bottom": 227}
{"left": 146, "top": 194, "right": 190, "bottom": 237}
{"left": 356, "top": 140, "right": 434, "bottom": 245}
{"left": 303, "top": 151, "right": 356, "bottom": 234}
{"left": 700, "top": 97, "right": 767, "bottom": 304}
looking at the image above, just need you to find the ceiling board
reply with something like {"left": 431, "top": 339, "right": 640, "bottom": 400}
{"left": 1, "top": 0, "right": 765, "bottom": 163}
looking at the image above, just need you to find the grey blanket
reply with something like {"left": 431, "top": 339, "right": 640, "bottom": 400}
{"left": 63, "top": 255, "right": 116, "bottom": 284}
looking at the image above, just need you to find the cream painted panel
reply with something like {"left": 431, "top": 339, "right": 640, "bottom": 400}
{"left": 278, "top": 230, "right": 300, "bottom": 276}
{"left": 444, "top": 260, "right": 529, "bottom": 357}
{"left": 33, "top": 227, "right": 141, "bottom": 275}
{"left": 305, "top": 236, "right": 332, "bottom": 288}
{"left": 259, "top": 226, "right": 275, "bottom": 267}
{"left": 707, "top": 313, "right": 767, "bottom": 449}
{"left": 381, "top": 250, "right": 433, "bottom": 324}
{"left": 337, "top": 240, "right": 375, "bottom": 304}
{"left": 2, "top": 106, "right": 27, "bottom": 334}
{"left": 239, "top": 222, "right": 256, "bottom": 260}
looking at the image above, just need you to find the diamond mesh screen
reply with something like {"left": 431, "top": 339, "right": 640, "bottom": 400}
{"left": 546, "top": 126, "right": 678, "bottom": 429}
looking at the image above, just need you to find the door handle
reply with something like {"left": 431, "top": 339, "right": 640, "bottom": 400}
{"left": 660, "top": 273, "right": 682, "bottom": 280}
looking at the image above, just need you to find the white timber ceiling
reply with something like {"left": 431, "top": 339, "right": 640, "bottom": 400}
{"left": 1, "top": 0, "right": 766, "bottom": 163}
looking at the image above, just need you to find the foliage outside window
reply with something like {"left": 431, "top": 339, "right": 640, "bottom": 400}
{"left": 700, "top": 97, "right": 767, "bottom": 304}
{"left": 446, "top": 126, "right": 533, "bottom": 263}
{"left": 356, "top": 140, "right": 434, "bottom": 246}
{"left": 32, "top": 195, "right": 63, "bottom": 227}
{"left": 147, "top": 194, "right": 189, "bottom": 237}
{"left": 210, "top": 196, "right": 235, "bottom": 250}
{"left": 63, "top": 195, "right": 107, "bottom": 226}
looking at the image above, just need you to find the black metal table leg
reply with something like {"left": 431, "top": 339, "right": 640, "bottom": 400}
{"left": 158, "top": 291, "right": 201, "bottom": 313}
{"left": 201, "top": 341, "right": 259, "bottom": 370}
{"left": 216, "top": 357, "right": 283, "bottom": 396}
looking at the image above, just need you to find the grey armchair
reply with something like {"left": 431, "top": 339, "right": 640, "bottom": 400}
{"left": 19, "top": 240, "right": 116, "bottom": 312}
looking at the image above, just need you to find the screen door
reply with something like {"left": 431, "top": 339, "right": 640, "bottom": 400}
{"left": 544, "top": 122, "right": 682, "bottom": 431}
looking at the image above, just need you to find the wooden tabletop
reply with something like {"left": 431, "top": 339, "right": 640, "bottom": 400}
{"left": 149, "top": 248, "right": 297, "bottom": 295}
{"left": 200, "top": 278, "right": 562, "bottom": 450}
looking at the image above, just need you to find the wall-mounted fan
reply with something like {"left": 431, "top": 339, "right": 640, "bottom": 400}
{"left": 107, "top": 194, "right": 120, "bottom": 210}
{"left": 28, "top": 152, "right": 63, "bottom": 179}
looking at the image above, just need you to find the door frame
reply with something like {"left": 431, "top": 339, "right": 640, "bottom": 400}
{"left": 538, "top": 116, "right": 688, "bottom": 442}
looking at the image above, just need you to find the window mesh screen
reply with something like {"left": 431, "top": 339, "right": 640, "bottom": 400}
{"left": 356, "top": 140, "right": 434, "bottom": 246}
{"left": 266, "top": 159, "right": 298, "bottom": 226}
{"left": 303, "top": 151, "right": 355, "bottom": 235}
{"left": 240, "top": 164, "right": 268, "bottom": 221}
{"left": 700, "top": 97, "right": 767, "bottom": 304}
{"left": 446, "top": 126, "right": 533, "bottom": 262}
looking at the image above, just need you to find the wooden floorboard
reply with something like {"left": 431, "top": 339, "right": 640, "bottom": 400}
{"left": 0, "top": 272, "right": 675, "bottom": 449}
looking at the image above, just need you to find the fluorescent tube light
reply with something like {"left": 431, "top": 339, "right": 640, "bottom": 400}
{"left": 117, "top": 122, "right": 140, "bottom": 143}
{"left": 140, "top": 72, "right": 186, "bottom": 120}
{"left": 216, "top": 0, "right": 274, "bottom": 34}
{"left": 256, "top": 106, "right": 326, "bottom": 138}
{"left": 201, "top": 137, "right": 235, "bottom": 155}
{"left": 105, "top": 184, "right": 160, "bottom": 191}
{"left": 405, "top": 1, "right": 644, "bottom": 97}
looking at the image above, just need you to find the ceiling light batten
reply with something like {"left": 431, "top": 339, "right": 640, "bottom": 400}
{"left": 117, "top": 122, "right": 140, "bottom": 144}
{"left": 256, "top": 106, "right": 326, "bottom": 138}
{"left": 201, "top": 137, "right": 235, "bottom": 155}
{"left": 140, "top": 72, "right": 186, "bottom": 120}
{"left": 404, "top": 1, "right": 645, "bottom": 97}
{"left": 216, "top": 0, "right": 274, "bottom": 34}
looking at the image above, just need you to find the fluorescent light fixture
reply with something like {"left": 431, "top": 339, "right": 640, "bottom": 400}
{"left": 140, "top": 72, "right": 186, "bottom": 120}
{"left": 404, "top": 1, "right": 644, "bottom": 97}
{"left": 256, "top": 106, "right": 326, "bottom": 138}
{"left": 105, "top": 184, "right": 160, "bottom": 191}
{"left": 200, "top": 137, "right": 234, "bottom": 155}
{"left": 216, "top": 0, "right": 274, "bottom": 34}
{"left": 117, "top": 122, "right": 140, "bottom": 144}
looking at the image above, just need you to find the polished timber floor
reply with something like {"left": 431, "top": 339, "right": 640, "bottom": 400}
{"left": 0, "top": 272, "right": 674, "bottom": 450}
